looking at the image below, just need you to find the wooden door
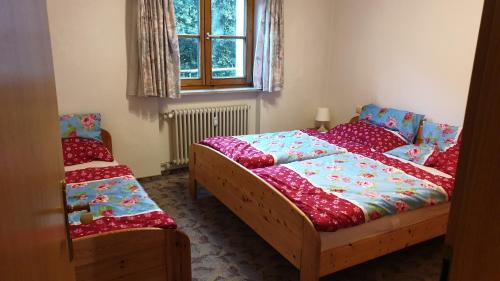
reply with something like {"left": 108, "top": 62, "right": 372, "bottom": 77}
{"left": 443, "top": 0, "right": 500, "bottom": 280}
{"left": 0, "top": 0, "right": 75, "bottom": 280}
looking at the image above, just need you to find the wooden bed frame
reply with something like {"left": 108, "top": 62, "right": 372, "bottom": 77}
{"left": 188, "top": 119, "right": 448, "bottom": 281}
{"left": 71, "top": 129, "right": 192, "bottom": 281}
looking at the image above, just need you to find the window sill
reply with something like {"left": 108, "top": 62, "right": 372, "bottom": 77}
{"left": 180, "top": 87, "right": 262, "bottom": 96}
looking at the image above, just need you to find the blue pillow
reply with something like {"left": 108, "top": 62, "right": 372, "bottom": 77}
{"left": 359, "top": 104, "right": 424, "bottom": 143}
{"left": 422, "top": 121, "right": 461, "bottom": 151}
{"left": 385, "top": 144, "right": 438, "bottom": 166}
{"left": 60, "top": 113, "right": 102, "bottom": 141}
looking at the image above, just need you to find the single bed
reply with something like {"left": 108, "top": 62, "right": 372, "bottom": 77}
{"left": 65, "top": 130, "right": 192, "bottom": 281}
{"left": 189, "top": 117, "right": 453, "bottom": 281}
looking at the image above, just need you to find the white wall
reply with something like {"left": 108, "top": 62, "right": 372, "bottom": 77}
{"left": 47, "top": 1, "right": 163, "bottom": 178}
{"left": 47, "top": 0, "right": 332, "bottom": 177}
{"left": 325, "top": 0, "right": 484, "bottom": 126}
{"left": 259, "top": 0, "right": 335, "bottom": 132}
{"left": 47, "top": 0, "right": 482, "bottom": 177}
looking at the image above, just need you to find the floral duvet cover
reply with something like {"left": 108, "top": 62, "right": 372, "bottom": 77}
{"left": 201, "top": 130, "right": 348, "bottom": 169}
{"left": 200, "top": 121, "right": 409, "bottom": 169}
{"left": 253, "top": 142, "right": 455, "bottom": 232}
{"left": 65, "top": 165, "right": 176, "bottom": 239}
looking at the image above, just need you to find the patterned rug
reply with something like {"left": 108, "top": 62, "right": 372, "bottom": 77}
{"left": 141, "top": 171, "right": 444, "bottom": 281}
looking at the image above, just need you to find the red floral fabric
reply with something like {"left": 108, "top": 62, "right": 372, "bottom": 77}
{"left": 62, "top": 137, "right": 114, "bottom": 166}
{"left": 65, "top": 165, "right": 133, "bottom": 184}
{"left": 320, "top": 121, "right": 408, "bottom": 152}
{"left": 201, "top": 136, "right": 275, "bottom": 169}
{"left": 254, "top": 166, "right": 365, "bottom": 232}
{"left": 309, "top": 137, "right": 455, "bottom": 197}
{"left": 253, "top": 143, "right": 455, "bottom": 232}
{"left": 433, "top": 134, "right": 462, "bottom": 178}
{"left": 70, "top": 211, "right": 176, "bottom": 239}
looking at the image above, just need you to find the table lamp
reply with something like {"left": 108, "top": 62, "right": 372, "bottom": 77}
{"left": 315, "top": 107, "right": 330, "bottom": 133}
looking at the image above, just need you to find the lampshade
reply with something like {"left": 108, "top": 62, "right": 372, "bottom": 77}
{"left": 315, "top": 107, "right": 331, "bottom": 122}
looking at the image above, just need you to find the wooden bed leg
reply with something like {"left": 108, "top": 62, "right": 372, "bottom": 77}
{"left": 166, "top": 230, "right": 192, "bottom": 281}
{"left": 188, "top": 175, "right": 197, "bottom": 199}
{"left": 188, "top": 145, "right": 198, "bottom": 199}
{"left": 299, "top": 222, "right": 321, "bottom": 281}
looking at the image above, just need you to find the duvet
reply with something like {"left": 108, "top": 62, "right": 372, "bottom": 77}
{"left": 253, "top": 142, "right": 455, "bottom": 232}
{"left": 65, "top": 165, "right": 176, "bottom": 239}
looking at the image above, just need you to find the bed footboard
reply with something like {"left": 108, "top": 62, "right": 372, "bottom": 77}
{"left": 73, "top": 228, "right": 191, "bottom": 281}
{"left": 189, "top": 144, "right": 321, "bottom": 281}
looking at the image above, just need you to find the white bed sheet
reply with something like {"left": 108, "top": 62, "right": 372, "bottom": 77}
{"left": 64, "top": 160, "right": 120, "bottom": 172}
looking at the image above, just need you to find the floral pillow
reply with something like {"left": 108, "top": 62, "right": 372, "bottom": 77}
{"left": 385, "top": 144, "right": 439, "bottom": 166}
{"left": 422, "top": 121, "right": 461, "bottom": 151}
{"left": 359, "top": 104, "right": 424, "bottom": 143}
{"left": 60, "top": 113, "right": 102, "bottom": 141}
{"left": 328, "top": 121, "right": 408, "bottom": 152}
{"left": 62, "top": 137, "right": 113, "bottom": 166}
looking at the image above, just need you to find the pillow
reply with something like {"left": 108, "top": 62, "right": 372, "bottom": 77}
{"left": 62, "top": 137, "right": 113, "bottom": 166}
{"left": 422, "top": 121, "right": 461, "bottom": 151}
{"left": 359, "top": 104, "right": 424, "bottom": 143}
{"left": 433, "top": 134, "right": 462, "bottom": 177}
{"left": 328, "top": 121, "right": 408, "bottom": 152}
{"left": 60, "top": 113, "right": 102, "bottom": 141}
{"left": 385, "top": 144, "right": 439, "bottom": 166}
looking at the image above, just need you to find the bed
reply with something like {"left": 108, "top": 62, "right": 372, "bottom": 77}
{"left": 189, "top": 116, "right": 455, "bottom": 281}
{"left": 65, "top": 129, "right": 192, "bottom": 281}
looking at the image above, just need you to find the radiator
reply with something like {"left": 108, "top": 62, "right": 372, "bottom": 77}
{"left": 165, "top": 105, "right": 250, "bottom": 167}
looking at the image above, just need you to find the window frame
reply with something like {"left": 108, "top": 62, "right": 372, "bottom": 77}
{"left": 177, "top": 0, "right": 254, "bottom": 90}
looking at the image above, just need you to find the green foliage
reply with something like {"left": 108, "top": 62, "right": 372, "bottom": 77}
{"left": 174, "top": 0, "right": 241, "bottom": 78}
{"left": 173, "top": 0, "right": 199, "bottom": 35}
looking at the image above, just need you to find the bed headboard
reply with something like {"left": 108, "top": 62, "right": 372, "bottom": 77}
{"left": 350, "top": 116, "right": 424, "bottom": 145}
{"left": 101, "top": 129, "right": 113, "bottom": 154}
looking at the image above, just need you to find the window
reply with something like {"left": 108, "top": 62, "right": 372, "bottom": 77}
{"left": 174, "top": 0, "right": 254, "bottom": 89}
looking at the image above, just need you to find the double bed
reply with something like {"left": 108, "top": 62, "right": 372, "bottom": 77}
{"left": 64, "top": 130, "right": 191, "bottom": 281}
{"left": 189, "top": 116, "right": 456, "bottom": 281}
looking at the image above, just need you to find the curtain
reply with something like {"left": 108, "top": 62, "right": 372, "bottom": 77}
{"left": 136, "top": 0, "right": 180, "bottom": 98}
{"left": 253, "top": 0, "right": 284, "bottom": 93}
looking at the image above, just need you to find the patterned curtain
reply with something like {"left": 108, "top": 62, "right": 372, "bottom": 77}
{"left": 253, "top": 0, "right": 284, "bottom": 93}
{"left": 136, "top": 0, "right": 180, "bottom": 98}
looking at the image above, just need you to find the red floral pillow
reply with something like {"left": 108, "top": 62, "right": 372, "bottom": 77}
{"left": 328, "top": 121, "right": 408, "bottom": 152}
{"left": 62, "top": 138, "right": 114, "bottom": 166}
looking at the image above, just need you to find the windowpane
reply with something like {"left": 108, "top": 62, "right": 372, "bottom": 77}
{"left": 174, "top": 0, "right": 200, "bottom": 35}
{"left": 212, "top": 0, "right": 246, "bottom": 36}
{"left": 179, "top": 38, "right": 200, "bottom": 79}
{"left": 212, "top": 38, "right": 245, "bottom": 79}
